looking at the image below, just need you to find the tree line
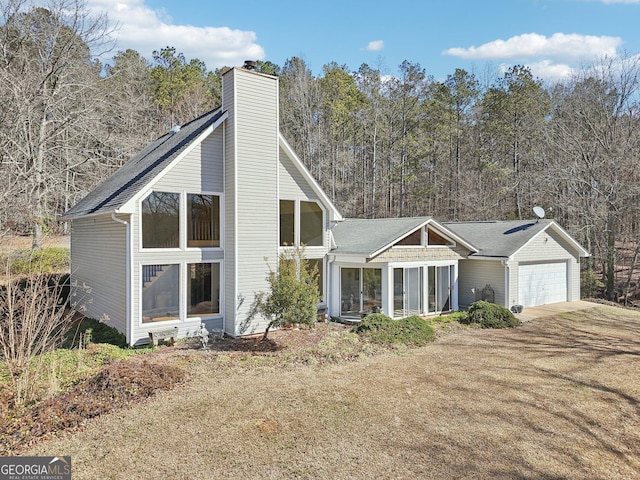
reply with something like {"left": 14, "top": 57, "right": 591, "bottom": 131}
{"left": 1, "top": 0, "right": 639, "bottom": 302}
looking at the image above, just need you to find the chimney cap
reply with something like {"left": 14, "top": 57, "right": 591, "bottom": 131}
{"left": 242, "top": 60, "right": 257, "bottom": 70}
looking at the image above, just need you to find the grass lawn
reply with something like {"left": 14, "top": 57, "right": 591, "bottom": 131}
{"left": 25, "top": 305, "right": 640, "bottom": 479}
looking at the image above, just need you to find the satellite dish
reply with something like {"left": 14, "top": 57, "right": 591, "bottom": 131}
{"left": 533, "top": 206, "right": 546, "bottom": 221}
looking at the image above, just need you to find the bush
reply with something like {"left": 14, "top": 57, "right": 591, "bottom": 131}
{"left": 64, "top": 317, "right": 128, "bottom": 348}
{"left": 8, "top": 247, "right": 69, "bottom": 275}
{"left": 353, "top": 313, "right": 435, "bottom": 346}
{"left": 461, "top": 301, "right": 520, "bottom": 328}
{"left": 257, "top": 247, "right": 320, "bottom": 339}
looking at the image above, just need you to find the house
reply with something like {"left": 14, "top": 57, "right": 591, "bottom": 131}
{"left": 444, "top": 220, "right": 590, "bottom": 310}
{"left": 63, "top": 63, "right": 589, "bottom": 346}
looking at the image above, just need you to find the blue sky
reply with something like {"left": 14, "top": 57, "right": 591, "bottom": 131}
{"left": 81, "top": 0, "right": 640, "bottom": 82}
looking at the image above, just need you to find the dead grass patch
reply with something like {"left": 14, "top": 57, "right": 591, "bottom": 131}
{"left": 20, "top": 306, "right": 640, "bottom": 479}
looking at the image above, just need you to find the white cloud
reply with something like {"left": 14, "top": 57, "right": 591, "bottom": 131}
{"left": 365, "top": 40, "right": 384, "bottom": 51}
{"left": 513, "top": 60, "right": 575, "bottom": 82}
{"left": 443, "top": 32, "right": 625, "bottom": 82}
{"left": 599, "top": 0, "right": 640, "bottom": 3}
{"left": 86, "top": 0, "right": 265, "bottom": 68}
{"left": 443, "top": 32, "right": 622, "bottom": 63}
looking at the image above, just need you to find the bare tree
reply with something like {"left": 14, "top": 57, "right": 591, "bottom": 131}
{"left": 0, "top": 0, "right": 113, "bottom": 248}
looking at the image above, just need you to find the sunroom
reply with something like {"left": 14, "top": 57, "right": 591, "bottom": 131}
{"left": 328, "top": 217, "right": 477, "bottom": 320}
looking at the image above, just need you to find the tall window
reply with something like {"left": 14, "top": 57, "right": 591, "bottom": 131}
{"left": 142, "top": 264, "right": 180, "bottom": 323}
{"left": 280, "top": 200, "right": 295, "bottom": 246}
{"left": 300, "top": 201, "right": 323, "bottom": 246}
{"left": 188, "top": 194, "right": 220, "bottom": 248}
{"left": 142, "top": 192, "right": 180, "bottom": 248}
{"left": 307, "top": 258, "right": 324, "bottom": 301}
{"left": 187, "top": 263, "right": 220, "bottom": 317}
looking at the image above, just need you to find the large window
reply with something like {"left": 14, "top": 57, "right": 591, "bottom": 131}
{"left": 279, "top": 200, "right": 295, "bottom": 246}
{"left": 279, "top": 200, "right": 323, "bottom": 247}
{"left": 188, "top": 194, "right": 220, "bottom": 248}
{"left": 300, "top": 201, "right": 323, "bottom": 246}
{"left": 142, "top": 263, "right": 221, "bottom": 323}
{"left": 142, "top": 192, "right": 180, "bottom": 248}
{"left": 142, "top": 264, "right": 180, "bottom": 323}
{"left": 187, "top": 263, "right": 220, "bottom": 317}
{"left": 142, "top": 191, "right": 221, "bottom": 249}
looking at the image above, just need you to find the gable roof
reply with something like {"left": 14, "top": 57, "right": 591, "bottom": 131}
{"left": 331, "top": 217, "right": 477, "bottom": 258}
{"left": 62, "top": 108, "right": 226, "bottom": 219}
{"left": 443, "top": 219, "right": 589, "bottom": 258}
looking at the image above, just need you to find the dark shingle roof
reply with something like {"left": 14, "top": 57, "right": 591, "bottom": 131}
{"left": 331, "top": 217, "right": 432, "bottom": 257}
{"left": 443, "top": 220, "right": 551, "bottom": 258}
{"left": 63, "top": 108, "right": 224, "bottom": 219}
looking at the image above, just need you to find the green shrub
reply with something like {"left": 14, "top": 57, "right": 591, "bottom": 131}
{"left": 353, "top": 313, "right": 435, "bottom": 346}
{"left": 8, "top": 247, "right": 70, "bottom": 275}
{"left": 461, "top": 301, "right": 520, "bottom": 328}
{"left": 65, "top": 318, "right": 128, "bottom": 348}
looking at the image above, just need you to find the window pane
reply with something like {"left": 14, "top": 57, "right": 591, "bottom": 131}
{"left": 142, "top": 192, "right": 180, "bottom": 248}
{"left": 340, "top": 268, "right": 360, "bottom": 317}
{"left": 393, "top": 268, "right": 403, "bottom": 317}
{"left": 363, "top": 268, "right": 382, "bottom": 314}
{"left": 307, "top": 258, "right": 324, "bottom": 301}
{"left": 142, "top": 264, "right": 180, "bottom": 323}
{"left": 428, "top": 228, "right": 450, "bottom": 246}
{"left": 187, "top": 263, "right": 220, "bottom": 317}
{"left": 396, "top": 229, "right": 422, "bottom": 246}
{"left": 280, "top": 200, "right": 295, "bottom": 246}
{"left": 188, "top": 194, "right": 220, "bottom": 248}
{"left": 300, "top": 201, "right": 323, "bottom": 246}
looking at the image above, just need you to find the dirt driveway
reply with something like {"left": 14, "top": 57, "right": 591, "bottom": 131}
{"left": 29, "top": 306, "right": 640, "bottom": 479}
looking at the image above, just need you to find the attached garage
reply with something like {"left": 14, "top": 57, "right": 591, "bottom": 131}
{"left": 518, "top": 262, "right": 567, "bottom": 307}
{"left": 445, "top": 220, "right": 589, "bottom": 311}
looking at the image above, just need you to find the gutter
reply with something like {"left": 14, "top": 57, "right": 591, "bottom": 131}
{"left": 111, "top": 213, "right": 133, "bottom": 346}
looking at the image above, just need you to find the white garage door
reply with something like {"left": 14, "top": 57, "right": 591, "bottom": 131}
{"left": 518, "top": 262, "right": 567, "bottom": 307}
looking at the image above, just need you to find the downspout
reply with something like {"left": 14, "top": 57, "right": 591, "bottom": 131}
{"left": 111, "top": 213, "right": 132, "bottom": 346}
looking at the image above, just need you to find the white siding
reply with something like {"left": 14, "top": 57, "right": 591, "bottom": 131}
{"left": 70, "top": 215, "right": 127, "bottom": 334}
{"left": 278, "top": 147, "right": 317, "bottom": 199}
{"left": 516, "top": 228, "right": 577, "bottom": 262}
{"left": 223, "top": 68, "right": 279, "bottom": 336}
{"left": 458, "top": 259, "right": 506, "bottom": 308}
{"left": 154, "top": 131, "right": 224, "bottom": 192}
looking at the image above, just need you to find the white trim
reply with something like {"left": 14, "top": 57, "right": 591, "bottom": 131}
{"left": 117, "top": 112, "right": 228, "bottom": 214}
{"left": 231, "top": 72, "right": 240, "bottom": 337}
{"left": 111, "top": 213, "right": 133, "bottom": 346}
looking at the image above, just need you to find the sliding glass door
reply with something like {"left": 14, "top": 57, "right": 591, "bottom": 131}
{"left": 393, "top": 267, "right": 422, "bottom": 317}
{"left": 341, "top": 267, "right": 382, "bottom": 317}
{"left": 427, "top": 265, "right": 454, "bottom": 314}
